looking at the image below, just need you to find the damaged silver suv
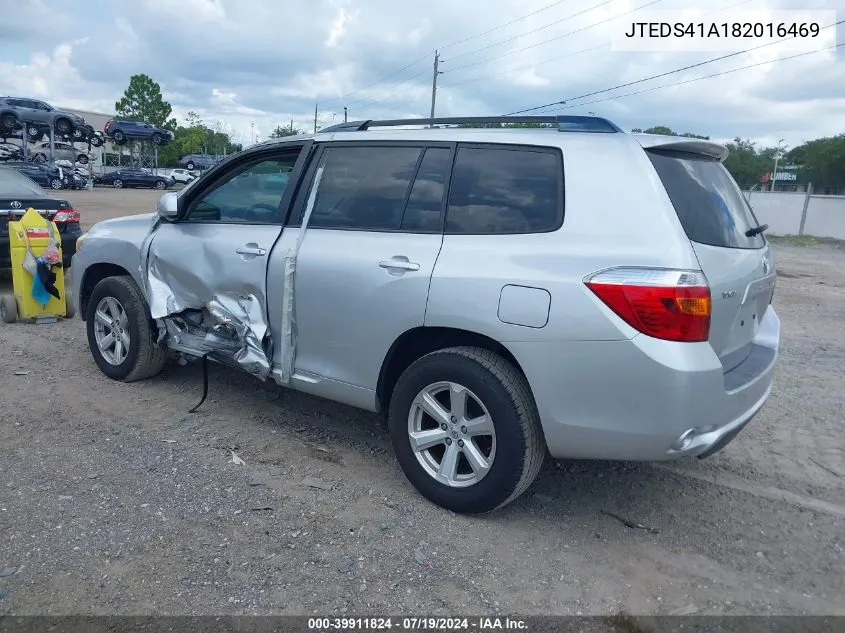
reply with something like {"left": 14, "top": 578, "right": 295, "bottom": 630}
{"left": 72, "top": 116, "right": 780, "bottom": 514}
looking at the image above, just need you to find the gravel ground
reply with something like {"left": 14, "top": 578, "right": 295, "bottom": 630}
{"left": 0, "top": 189, "right": 843, "bottom": 617}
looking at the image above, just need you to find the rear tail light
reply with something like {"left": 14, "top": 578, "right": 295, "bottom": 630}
{"left": 53, "top": 209, "right": 80, "bottom": 224}
{"left": 585, "top": 267, "right": 711, "bottom": 343}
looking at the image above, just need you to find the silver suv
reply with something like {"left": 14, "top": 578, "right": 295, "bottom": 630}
{"left": 71, "top": 116, "right": 780, "bottom": 514}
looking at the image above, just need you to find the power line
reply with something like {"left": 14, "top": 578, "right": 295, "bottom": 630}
{"left": 440, "top": 0, "right": 572, "bottom": 50}
{"left": 505, "top": 18, "right": 845, "bottom": 115}
{"left": 442, "top": 0, "right": 664, "bottom": 75}
{"left": 438, "top": 0, "right": 753, "bottom": 89}
{"left": 544, "top": 43, "right": 844, "bottom": 113}
{"left": 324, "top": 1, "right": 572, "bottom": 110}
{"left": 322, "top": 50, "right": 434, "bottom": 107}
{"left": 439, "top": 43, "right": 607, "bottom": 89}
{"left": 443, "top": 0, "right": 615, "bottom": 65}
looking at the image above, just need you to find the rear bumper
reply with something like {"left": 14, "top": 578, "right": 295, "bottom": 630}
{"left": 508, "top": 306, "right": 780, "bottom": 462}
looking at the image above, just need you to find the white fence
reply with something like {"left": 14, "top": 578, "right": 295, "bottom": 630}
{"left": 747, "top": 190, "right": 845, "bottom": 240}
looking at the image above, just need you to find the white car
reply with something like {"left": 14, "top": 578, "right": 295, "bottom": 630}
{"left": 169, "top": 168, "right": 196, "bottom": 184}
{"left": 31, "top": 141, "right": 94, "bottom": 165}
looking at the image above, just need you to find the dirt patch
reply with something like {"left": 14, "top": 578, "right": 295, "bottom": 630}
{"left": 0, "top": 191, "right": 843, "bottom": 616}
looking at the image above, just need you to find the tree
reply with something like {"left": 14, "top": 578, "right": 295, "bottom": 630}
{"left": 789, "top": 134, "right": 845, "bottom": 191}
{"left": 632, "top": 125, "right": 709, "bottom": 139}
{"left": 115, "top": 74, "right": 175, "bottom": 128}
{"left": 269, "top": 123, "right": 302, "bottom": 138}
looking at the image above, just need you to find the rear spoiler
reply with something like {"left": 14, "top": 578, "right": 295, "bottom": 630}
{"left": 632, "top": 134, "right": 729, "bottom": 162}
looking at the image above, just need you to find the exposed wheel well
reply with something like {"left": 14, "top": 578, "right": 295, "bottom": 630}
{"left": 376, "top": 326, "right": 529, "bottom": 415}
{"left": 79, "top": 263, "right": 132, "bottom": 318}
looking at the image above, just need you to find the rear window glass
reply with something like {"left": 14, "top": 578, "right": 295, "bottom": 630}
{"left": 648, "top": 150, "right": 765, "bottom": 249}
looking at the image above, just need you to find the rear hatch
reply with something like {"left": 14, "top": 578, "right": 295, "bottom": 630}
{"left": 645, "top": 143, "right": 775, "bottom": 372}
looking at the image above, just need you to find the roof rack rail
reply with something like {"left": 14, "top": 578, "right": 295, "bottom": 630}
{"left": 320, "top": 115, "right": 622, "bottom": 134}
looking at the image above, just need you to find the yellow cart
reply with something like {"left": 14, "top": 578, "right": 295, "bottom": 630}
{"left": 1, "top": 207, "right": 74, "bottom": 324}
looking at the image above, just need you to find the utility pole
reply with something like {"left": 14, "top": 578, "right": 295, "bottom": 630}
{"left": 314, "top": 103, "right": 318, "bottom": 134}
{"left": 770, "top": 138, "right": 786, "bottom": 192}
{"left": 430, "top": 50, "right": 441, "bottom": 127}
{"left": 250, "top": 122, "right": 255, "bottom": 144}
{"left": 344, "top": 107, "right": 348, "bottom": 123}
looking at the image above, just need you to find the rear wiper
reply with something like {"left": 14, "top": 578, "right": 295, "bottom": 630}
{"left": 745, "top": 223, "right": 768, "bottom": 237}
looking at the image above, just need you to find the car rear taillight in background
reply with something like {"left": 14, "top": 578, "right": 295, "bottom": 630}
{"left": 53, "top": 209, "right": 80, "bottom": 224}
{"left": 585, "top": 267, "right": 711, "bottom": 343}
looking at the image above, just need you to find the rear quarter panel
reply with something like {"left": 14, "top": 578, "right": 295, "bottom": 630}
{"left": 425, "top": 133, "right": 699, "bottom": 343}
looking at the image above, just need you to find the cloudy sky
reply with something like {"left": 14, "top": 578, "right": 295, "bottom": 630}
{"left": 1, "top": 0, "right": 843, "bottom": 149}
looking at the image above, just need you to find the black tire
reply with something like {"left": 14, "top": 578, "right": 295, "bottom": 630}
{"left": 112, "top": 130, "right": 125, "bottom": 144}
{"left": 154, "top": 179, "right": 167, "bottom": 190}
{"left": 86, "top": 276, "right": 167, "bottom": 382}
{"left": 77, "top": 154, "right": 89, "bottom": 165}
{"left": 55, "top": 118, "right": 71, "bottom": 134}
{"left": 1, "top": 113, "right": 16, "bottom": 131}
{"left": 90, "top": 136, "right": 103, "bottom": 148}
{"left": 388, "top": 346, "right": 545, "bottom": 514}
{"left": 113, "top": 179, "right": 123, "bottom": 188}
{"left": 0, "top": 294, "right": 17, "bottom": 323}
{"left": 185, "top": 161, "right": 195, "bottom": 170}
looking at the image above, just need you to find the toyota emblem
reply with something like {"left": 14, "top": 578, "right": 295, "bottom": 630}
{"left": 10, "top": 200, "right": 22, "bottom": 209}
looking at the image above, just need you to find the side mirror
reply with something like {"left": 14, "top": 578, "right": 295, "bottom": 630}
{"left": 157, "top": 191, "right": 179, "bottom": 220}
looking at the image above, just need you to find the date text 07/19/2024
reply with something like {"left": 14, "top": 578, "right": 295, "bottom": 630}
{"left": 306, "top": 617, "right": 529, "bottom": 631}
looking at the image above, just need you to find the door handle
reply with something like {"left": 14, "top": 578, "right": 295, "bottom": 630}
{"left": 379, "top": 258, "right": 420, "bottom": 272}
{"left": 236, "top": 244, "right": 267, "bottom": 256}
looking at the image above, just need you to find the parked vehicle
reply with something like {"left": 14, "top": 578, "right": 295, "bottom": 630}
{"left": 178, "top": 154, "right": 222, "bottom": 170}
{"left": 0, "top": 165, "right": 81, "bottom": 270}
{"left": 71, "top": 116, "right": 779, "bottom": 514}
{"left": 169, "top": 168, "right": 196, "bottom": 185}
{"left": 96, "top": 168, "right": 169, "bottom": 189}
{"left": 0, "top": 97, "right": 85, "bottom": 137}
{"left": 104, "top": 119, "right": 173, "bottom": 145}
{"left": 3, "top": 161, "right": 66, "bottom": 190}
{"left": 31, "top": 141, "right": 94, "bottom": 165}
{"left": 0, "top": 142, "right": 22, "bottom": 161}
{"left": 71, "top": 123, "right": 105, "bottom": 147}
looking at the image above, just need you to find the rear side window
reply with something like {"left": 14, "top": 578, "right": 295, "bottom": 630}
{"left": 648, "top": 150, "right": 765, "bottom": 249}
{"left": 445, "top": 146, "right": 563, "bottom": 234}
{"left": 309, "top": 146, "right": 422, "bottom": 231}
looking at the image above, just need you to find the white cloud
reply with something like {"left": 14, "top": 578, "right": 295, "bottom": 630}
{"left": 1, "top": 0, "right": 843, "bottom": 146}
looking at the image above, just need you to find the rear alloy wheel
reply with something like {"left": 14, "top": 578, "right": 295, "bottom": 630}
{"left": 388, "top": 347, "right": 545, "bottom": 514}
{"left": 112, "top": 179, "right": 123, "bottom": 188}
{"left": 86, "top": 276, "right": 167, "bottom": 382}
{"left": 50, "top": 178, "right": 63, "bottom": 189}
{"left": 112, "top": 131, "right": 126, "bottom": 144}
{"left": 154, "top": 179, "right": 166, "bottom": 190}
{"left": 185, "top": 161, "right": 195, "bottom": 170}
{"left": 77, "top": 155, "right": 89, "bottom": 165}
{"left": 90, "top": 136, "right": 103, "bottom": 148}
{"left": 27, "top": 125, "right": 40, "bottom": 138}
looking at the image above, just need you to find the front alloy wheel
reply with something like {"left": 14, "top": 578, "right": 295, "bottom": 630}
{"left": 113, "top": 179, "right": 123, "bottom": 188}
{"left": 93, "top": 296, "right": 130, "bottom": 365}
